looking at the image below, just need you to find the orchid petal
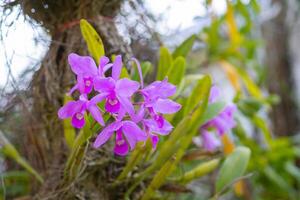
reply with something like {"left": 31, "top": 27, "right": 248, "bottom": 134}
{"left": 143, "top": 118, "right": 173, "bottom": 135}
{"left": 68, "top": 53, "right": 97, "bottom": 76}
{"left": 123, "top": 121, "right": 147, "bottom": 143}
{"left": 89, "top": 93, "right": 108, "bottom": 105}
{"left": 94, "top": 77, "right": 115, "bottom": 93}
{"left": 114, "top": 130, "right": 129, "bottom": 156}
{"left": 93, "top": 121, "right": 122, "bottom": 148}
{"left": 209, "top": 85, "right": 221, "bottom": 103}
{"left": 88, "top": 105, "right": 105, "bottom": 126}
{"left": 116, "top": 78, "right": 140, "bottom": 97}
{"left": 71, "top": 113, "right": 85, "bottom": 128}
{"left": 58, "top": 101, "right": 84, "bottom": 119}
{"left": 150, "top": 134, "right": 159, "bottom": 149}
{"left": 153, "top": 99, "right": 181, "bottom": 114}
{"left": 118, "top": 96, "right": 135, "bottom": 120}
{"left": 67, "top": 84, "right": 79, "bottom": 96}
{"left": 112, "top": 55, "right": 122, "bottom": 80}
{"left": 201, "top": 130, "right": 221, "bottom": 152}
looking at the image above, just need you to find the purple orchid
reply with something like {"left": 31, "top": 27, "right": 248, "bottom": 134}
{"left": 93, "top": 120, "right": 147, "bottom": 156}
{"left": 58, "top": 94, "right": 106, "bottom": 128}
{"left": 67, "top": 53, "right": 112, "bottom": 95}
{"left": 142, "top": 118, "right": 173, "bottom": 149}
{"left": 201, "top": 130, "right": 221, "bottom": 151}
{"left": 131, "top": 79, "right": 181, "bottom": 148}
{"left": 200, "top": 85, "right": 237, "bottom": 151}
{"left": 93, "top": 55, "right": 140, "bottom": 118}
{"left": 139, "top": 79, "right": 181, "bottom": 127}
{"left": 59, "top": 53, "right": 182, "bottom": 156}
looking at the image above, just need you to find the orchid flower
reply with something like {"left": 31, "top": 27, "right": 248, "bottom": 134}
{"left": 93, "top": 55, "right": 140, "bottom": 118}
{"left": 142, "top": 118, "right": 173, "bottom": 149}
{"left": 139, "top": 79, "right": 181, "bottom": 126}
{"left": 58, "top": 94, "right": 106, "bottom": 128}
{"left": 67, "top": 53, "right": 112, "bottom": 95}
{"left": 93, "top": 120, "right": 147, "bottom": 156}
{"left": 200, "top": 85, "right": 237, "bottom": 151}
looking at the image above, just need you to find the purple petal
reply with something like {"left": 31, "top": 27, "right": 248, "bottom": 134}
{"left": 67, "top": 84, "right": 79, "bottom": 96}
{"left": 133, "top": 106, "right": 145, "bottom": 123}
{"left": 71, "top": 112, "right": 85, "bottom": 128}
{"left": 58, "top": 101, "right": 84, "bottom": 119}
{"left": 83, "top": 77, "right": 93, "bottom": 94}
{"left": 88, "top": 105, "right": 105, "bottom": 126}
{"left": 99, "top": 56, "right": 110, "bottom": 68}
{"left": 93, "top": 121, "right": 122, "bottom": 148}
{"left": 201, "top": 130, "right": 221, "bottom": 152}
{"left": 153, "top": 99, "right": 181, "bottom": 114}
{"left": 150, "top": 134, "right": 159, "bottom": 149}
{"left": 143, "top": 118, "right": 173, "bottom": 135}
{"left": 117, "top": 107, "right": 126, "bottom": 121}
{"left": 105, "top": 94, "right": 121, "bottom": 113}
{"left": 112, "top": 55, "right": 122, "bottom": 80}
{"left": 118, "top": 96, "right": 136, "bottom": 120}
{"left": 209, "top": 85, "right": 221, "bottom": 103}
{"left": 114, "top": 130, "right": 129, "bottom": 156}
{"left": 122, "top": 121, "right": 147, "bottom": 142}
{"left": 89, "top": 93, "right": 108, "bottom": 105}
{"left": 94, "top": 77, "right": 115, "bottom": 93}
{"left": 68, "top": 53, "right": 97, "bottom": 76}
{"left": 116, "top": 78, "right": 140, "bottom": 97}
{"left": 142, "top": 79, "right": 176, "bottom": 99}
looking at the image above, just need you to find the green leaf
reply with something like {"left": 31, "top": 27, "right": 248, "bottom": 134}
{"left": 166, "top": 56, "right": 186, "bottom": 86}
{"left": 172, "top": 34, "right": 196, "bottom": 58}
{"left": 0, "top": 132, "right": 43, "bottom": 183}
{"left": 80, "top": 19, "right": 105, "bottom": 63}
{"left": 184, "top": 76, "right": 212, "bottom": 115}
{"left": 120, "top": 67, "right": 130, "bottom": 78}
{"left": 216, "top": 146, "right": 251, "bottom": 193}
{"left": 156, "top": 46, "right": 173, "bottom": 80}
{"left": 179, "top": 158, "right": 220, "bottom": 184}
{"left": 263, "top": 166, "right": 291, "bottom": 192}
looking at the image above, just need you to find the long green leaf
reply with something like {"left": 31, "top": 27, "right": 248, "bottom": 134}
{"left": 156, "top": 46, "right": 172, "bottom": 80}
{"left": 166, "top": 56, "right": 186, "bottom": 86}
{"left": 80, "top": 19, "right": 105, "bottom": 63}
{"left": 0, "top": 132, "right": 43, "bottom": 183}
{"left": 172, "top": 34, "right": 196, "bottom": 58}
{"left": 179, "top": 158, "right": 220, "bottom": 184}
{"left": 215, "top": 146, "right": 251, "bottom": 193}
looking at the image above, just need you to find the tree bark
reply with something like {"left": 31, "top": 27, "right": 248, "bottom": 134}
{"left": 261, "top": 0, "right": 300, "bottom": 136}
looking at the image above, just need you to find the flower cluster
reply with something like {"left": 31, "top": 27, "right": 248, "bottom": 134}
{"left": 58, "top": 53, "right": 181, "bottom": 156}
{"left": 199, "top": 85, "right": 237, "bottom": 151}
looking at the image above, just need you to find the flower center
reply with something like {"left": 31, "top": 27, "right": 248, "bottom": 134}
{"left": 85, "top": 80, "right": 91, "bottom": 86}
{"left": 75, "top": 112, "right": 84, "bottom": 120}
{"left": 109, "top": 98, "right": 118, "bottom": 105}
{"left": 117, "top": 139, "right": 125, "bottom": 146}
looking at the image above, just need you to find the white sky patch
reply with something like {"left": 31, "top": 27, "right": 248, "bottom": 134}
{"left": 145, "top": 0, "right": 206, "bottom": 34}
{"left": 0, "top": 8, "right": 48, "bottom": 87}
{"left": 211, "top": 0, "right": 227, "bottom": 16}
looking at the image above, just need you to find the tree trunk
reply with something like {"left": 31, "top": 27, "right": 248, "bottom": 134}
{"left": 261, "top": 0, "right": 300, "bottom": 136}
{"left": 26, "top": 15, "right": 132, "bottom": 199}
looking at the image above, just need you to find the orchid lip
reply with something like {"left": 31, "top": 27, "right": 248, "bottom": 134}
{"left": 109, "top": 98, "right": 119, "bottom": 105}
{"left": 75, "top": 112, "right": 84, "bottom": 120}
